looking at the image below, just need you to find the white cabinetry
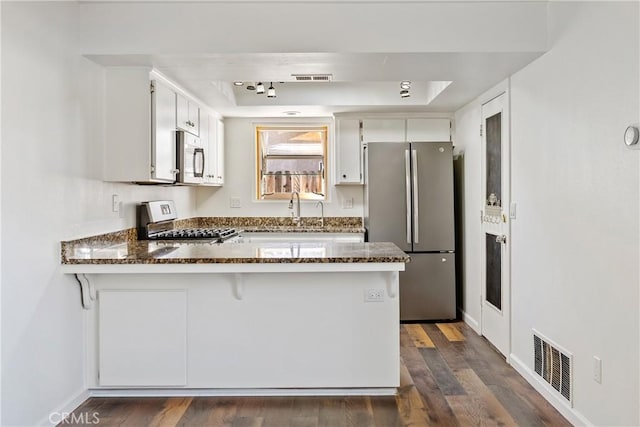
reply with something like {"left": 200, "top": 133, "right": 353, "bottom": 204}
{"left": 203, "top": 114, "right": 224, "bottom": 185}
{"left": 98, "top": 290, "right": 187, "bottom": 387}
{"left": 362, "top": 119, "right": 406, "bottom": 142}
{"left": 79, "top": 267, "right": 401, "bottom": 391}
{"left": 406, "top": 118, "right": 451, "bottom": 142}
{"left": 361, "top": 118, "right": 451, "bottom": 143}
{"left": 176, "top": 93, "right": 200, "bottom": 136}
{"left": 335, "top": 119, "right": 363, "bottom": 185}
{"left": 104, "top": 68, "right": 178, "bottom": 183}
{"left": 215, "top": 119, "right": 225, "bottom": 185}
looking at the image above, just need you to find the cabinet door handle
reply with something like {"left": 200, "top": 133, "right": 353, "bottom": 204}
{"left": 412, "top": 149, "right": 419, "bottom": 243}
{"left": 405, "top": 149, "right": 412, "bottom": 244}
{"left": 193, "top": 148, "right": 204, "bottom": 178}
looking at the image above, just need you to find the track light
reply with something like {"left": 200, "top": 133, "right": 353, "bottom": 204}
{"left": 267, "top": 82, "right": 276, "bottom": 98}
{"left": 400, "top": 90, "right": 410, "bottom": 98}
{"left": 256, "top": 82, "right": 265, "bottom": 94}
{"left": 400, "top": 82, "right": 411, "bottom": 90}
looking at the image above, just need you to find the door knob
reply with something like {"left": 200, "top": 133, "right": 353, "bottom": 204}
{"left": 496, "top": 235, "right": 507, "bottom": 244}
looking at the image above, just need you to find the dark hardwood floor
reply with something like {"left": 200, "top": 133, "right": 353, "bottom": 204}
{"left": 61, "top": 322, "right": 570, "bottom": 426}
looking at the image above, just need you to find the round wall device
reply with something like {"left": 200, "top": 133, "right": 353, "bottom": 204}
{"left": 624, "top": 125, "right": 639, "bottom": 146}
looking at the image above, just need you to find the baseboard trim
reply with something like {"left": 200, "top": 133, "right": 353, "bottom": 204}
{"left": 39, "top": 388, "right": 90, "bottom": 427}
{"left": 509, "top": 354, "right": 592, "bottom": 426}
{"left": 461, "top": 310, "right": 480, "bottom": 334}
{"left": 89, "top": 387, "right": 397, "bottom": 398}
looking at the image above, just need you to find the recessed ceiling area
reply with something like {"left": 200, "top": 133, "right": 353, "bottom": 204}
{"left": 87, "top": 51, "right": 543, "bottom": 117}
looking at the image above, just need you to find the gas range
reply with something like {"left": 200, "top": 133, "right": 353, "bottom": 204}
{"left": 137, "top": 200, "right": 239, "bottom": 243}
{"left": 149, "top": 227, "right": 239, "bottom": 242}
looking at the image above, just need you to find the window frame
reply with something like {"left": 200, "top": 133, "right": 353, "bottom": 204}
{"left": 255, "top": 123, "right": 330, "bottom": 202}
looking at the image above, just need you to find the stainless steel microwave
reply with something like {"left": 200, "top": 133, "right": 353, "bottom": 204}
{"left": 177, "top": 131, "right": 205, "bottom": 184}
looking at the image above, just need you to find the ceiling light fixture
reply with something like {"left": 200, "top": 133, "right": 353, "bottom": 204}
{"left": 246, "top": 83, "right": 256, "bottom": 91}
{"left": 400, "top": 81, "right": 411, "bottom": 98}
{"left": 234, "top": 81, "right": 244, "bottom": 86}
{"left": 267, "top": 82, "right": 276, "bottom": 98}
{"left": 256, "top": 82, "right": 265, "bottom": 94}
{"left": 283, "top": 111, "right": 300, "bottom": 116}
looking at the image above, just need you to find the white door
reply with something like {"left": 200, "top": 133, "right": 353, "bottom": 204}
{"left": 480, "top": 92, "right": 511, "bottom": 358}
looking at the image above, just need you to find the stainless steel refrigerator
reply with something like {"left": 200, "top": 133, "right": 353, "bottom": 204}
{"left": 364, "top": 141, "right": 456, "bottom": 321}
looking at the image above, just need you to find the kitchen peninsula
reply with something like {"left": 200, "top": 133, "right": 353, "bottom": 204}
{"left": 61, "top": 220, "right": 409, "bottom": 396}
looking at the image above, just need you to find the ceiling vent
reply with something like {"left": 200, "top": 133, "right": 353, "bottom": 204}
{"left": 291, "top": 74, "right": 333, "bottom": 82}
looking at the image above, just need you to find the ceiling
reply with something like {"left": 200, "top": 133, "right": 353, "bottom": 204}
{"left": 88, "top": 51, "right": 543, "bottom": 117}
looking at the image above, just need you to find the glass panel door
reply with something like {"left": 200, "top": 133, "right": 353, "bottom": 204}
{"left": 485, "top": 233, "right": 502, "bottom": 311}
{"left": 486, "top": 113, "right": 502, "bottom": 208}
{"left": 480, "top": 92, "right": 510, "bottom": 359}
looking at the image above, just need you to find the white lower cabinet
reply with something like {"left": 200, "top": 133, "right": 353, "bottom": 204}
{"left": 87, "top": 269, "right": 400, "bottom": 391}
{"left": 98, "top": 290, "right": 187, "bottom": 387}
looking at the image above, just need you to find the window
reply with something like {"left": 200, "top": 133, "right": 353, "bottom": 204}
{"left": 256, "top": 125, "right": 328, "bottom": 200}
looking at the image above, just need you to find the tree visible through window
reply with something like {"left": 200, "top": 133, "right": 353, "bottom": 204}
{"left": 256, "top": 126, "right": 327, "bottom": 200}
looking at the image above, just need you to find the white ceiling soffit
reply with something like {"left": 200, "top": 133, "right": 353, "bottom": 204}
{"left": 87, "top": 52, "right": 541, "bottom": 117}
{"left": 79, "top": 1, "right": 547, "bottom": 116}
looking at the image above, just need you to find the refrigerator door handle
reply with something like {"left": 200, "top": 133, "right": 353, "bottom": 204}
{"left": 412, "top": 149, "right": 419, "bottom": 243}
{"left": 405, "top": 149, "right": 412, "bottom": 244}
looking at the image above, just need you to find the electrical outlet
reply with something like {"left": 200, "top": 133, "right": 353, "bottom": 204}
{"left": 230, "top": 197, "right": 241, "bottom": 208}
{"left": 111, "top": 194, "right": 119, "bottom": 213}
{"left": 364, "top": 288, "right": 384, "bottom": 302}
{"left": 593, "top": 356, "right": 602, "bottom": 383}
{"left": 343, "top": 197, "right": 354, "bottom": 209}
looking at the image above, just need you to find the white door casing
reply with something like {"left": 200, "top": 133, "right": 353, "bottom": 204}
{"left": 480, "top": 92, "right": 511, "bottom": 359}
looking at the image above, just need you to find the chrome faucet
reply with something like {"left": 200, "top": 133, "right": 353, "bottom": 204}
{"left": 289, "top": 191, "right": 301, "bottom": 226}
{"left": 315, "top": 201, "right": 324, "bottom": 228}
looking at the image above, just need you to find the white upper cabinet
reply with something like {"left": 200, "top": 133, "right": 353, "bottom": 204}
{"left": 362, "top": 119, "right": 406, "bottom": 142}
{"left": 406, "top": 118, "right": 451, "bottom": 142}
{"left": 151, "top": 80, "right": 178, "bottom": 182}
{"left": 104, "top": 68, "right": 178, "bottom": 183}
{"left": 202, "top": 114, "right": 224, "bottom": 186}
{"left": 176, "top": 93, "right": 200, "bottom": 136}
{"left": 215, "top": 119, "right": 225, "bottom": 185}
{"left": 335, "top": 118, "right": 363, "bottom": 185}
{"left": 103, "top": 68, "right": 221, "bottom": 185}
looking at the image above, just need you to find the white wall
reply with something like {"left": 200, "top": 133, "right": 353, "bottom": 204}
{"left": 1, "top": 3, "right": 196, "bottom": 426}
{"left": 455, "top": 2, "right": 639, "bottom": 425}
{"left": 196, "top": 118, "right": 363, "bottom": 218}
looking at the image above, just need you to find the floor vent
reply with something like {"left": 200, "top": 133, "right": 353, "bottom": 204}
{"left": 291, "top": 74, "right": 333, "bottom": 82}
{"left": 533, "top": 330, "right": 573, "bottom": 405}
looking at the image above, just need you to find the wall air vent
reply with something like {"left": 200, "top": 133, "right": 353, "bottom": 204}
{"left": 291, "top": 74, "right": 333, "bottom": 82}
{"left": 533, "top": 330, "right": 573, "bottom": 405}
